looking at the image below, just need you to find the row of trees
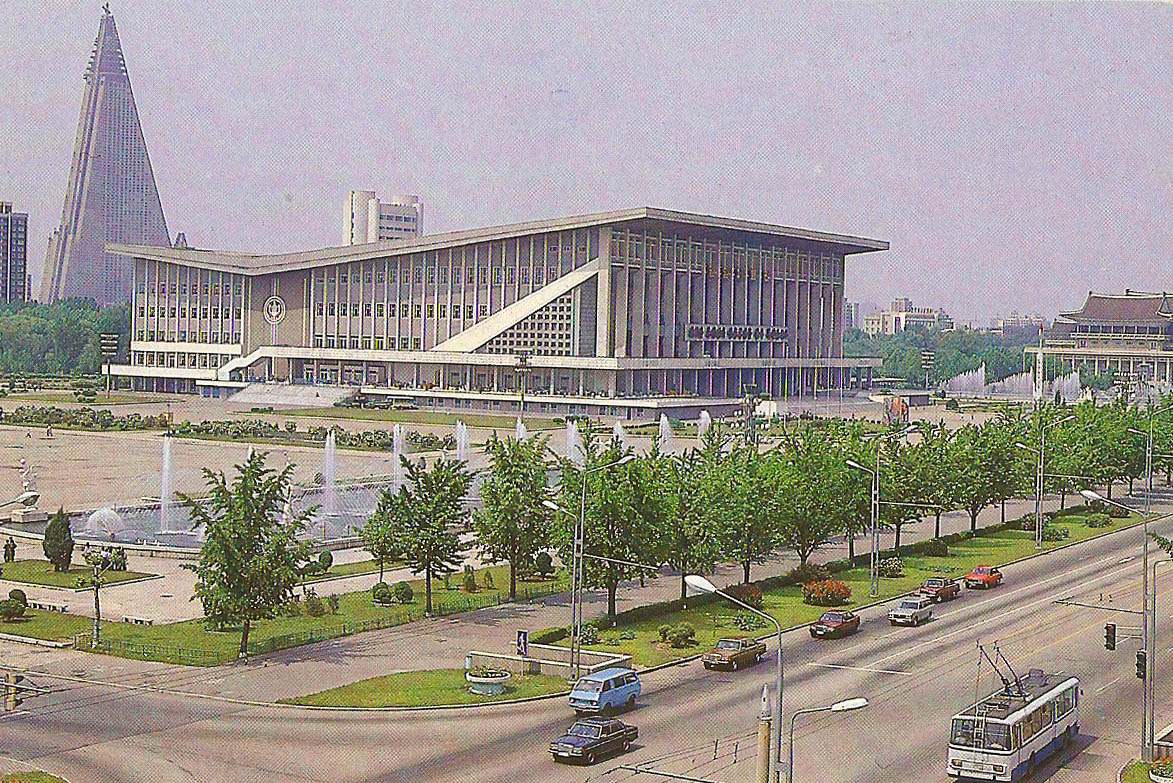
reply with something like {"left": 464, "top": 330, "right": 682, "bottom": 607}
{"left": 0, "top": 299, "right": 129, "bottom": 376}
{"left": 181, "top": 396, "right": 1173, "bottom": 656}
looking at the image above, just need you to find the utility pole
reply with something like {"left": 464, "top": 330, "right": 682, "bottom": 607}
{"left": 514, "top": 351, "right": 531, "bottom": 424}
{"left": 757, "top": 685, "right": 772, "bottom": 783}
{"left": 742, "top": 383, "right": 760, "bottom": 447}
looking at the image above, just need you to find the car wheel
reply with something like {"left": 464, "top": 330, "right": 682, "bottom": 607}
{"left": 703, "top": 662, "right": 711, "bottom": 670}
{"left": 584, "top": 751, "right": 595, "bottom": 765}
{"left": 889, "top": 619, "right": 896, "bottom": 626}
{"left": 626, "top": 695, "right": 635, "bottom": 711}
{"left": 622, "top": 740, "right": 631, "bottom": 753}
{"left": 756, "top": 652, "right": 763, "bottom": 663}
{"left": 732, "top": 659, "right": 739, "bottom": 671}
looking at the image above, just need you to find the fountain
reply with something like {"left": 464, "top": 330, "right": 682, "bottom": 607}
{"left": 323, "top": 430, "right": 338, "bottom": 518}
{"left": 1049, "top": 371, "right": 1082, "bottom": 404}
{"left": 697, "top": 410, "right": 712, "bottom": 439}
{"left": 564, "top": 421, "right": 583, "bottom": 465}
{"left": 612, "top": 420, "right": 628, "bottom": 447}
{"left": 986, "top": 371, "right": 1034, "bottom": 398}
{"left": 941, "top": 364, "right": 987, "bottom": 395}
{"left": 658, "top": 414, "right": 673, "bottom": 448}
{"left": 391, "top": 423, "right": 405, "bottom": 489}
{"left": 454, "top": 421, "right": 470, "bottom": 461}
{"left": 515, "top": 417, "right": 528, "bottom": 441}
{"left": 159, "top": 435, "right": 175, "bottom": 533}
{"left": 85, "top": 507, "right": 126, "bottom": 541}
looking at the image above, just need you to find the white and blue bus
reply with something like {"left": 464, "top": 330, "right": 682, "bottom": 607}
{"left": 947, "top": 670, "right": 1079, "bottom": 781}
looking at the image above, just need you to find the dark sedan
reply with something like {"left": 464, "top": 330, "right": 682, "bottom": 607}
{"left": 809, "top": 610, "right": 861, "bottom": 639}
{"left": 549, "top": 717, "right": 638, "bottom": 765}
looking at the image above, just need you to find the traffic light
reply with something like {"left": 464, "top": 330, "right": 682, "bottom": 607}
{"left": 1137, "top": 649, "right": 1147, "bottom": 680}
{"left": 1105, "top": 622, "right": 1117, "bottom": 651}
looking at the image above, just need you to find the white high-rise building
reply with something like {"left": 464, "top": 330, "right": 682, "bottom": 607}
{"left": 343, "top": 191, "right": 422, "bottom": 244}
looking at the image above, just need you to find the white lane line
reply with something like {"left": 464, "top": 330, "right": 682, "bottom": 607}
{"left": 808, "top": 662, "right": 912, "bottom": 676}
{"left": 1095, "top": 676, "right": 1122, "bottom": 694}
{"left": 867, "top": 559, "right": 1141, "bottom": 669}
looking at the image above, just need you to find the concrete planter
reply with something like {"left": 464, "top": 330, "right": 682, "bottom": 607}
{"left": 1150, "top": 766, "right": 1173, "bottom": 783}
{"left": 466, "top": 670, "right": 510, "bottom": 696}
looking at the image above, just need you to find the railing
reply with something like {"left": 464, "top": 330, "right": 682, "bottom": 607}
{"left": 73, "top": 579, "right": 569, "bottom": 666}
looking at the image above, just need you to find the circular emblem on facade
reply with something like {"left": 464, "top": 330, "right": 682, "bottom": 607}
{"left": 263, "top": 295, "right": 286, "bottom": 325}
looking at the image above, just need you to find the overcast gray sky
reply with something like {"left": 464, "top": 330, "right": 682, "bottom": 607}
{"left": 1, "top": 1, "right": 1169, "bottom": 323}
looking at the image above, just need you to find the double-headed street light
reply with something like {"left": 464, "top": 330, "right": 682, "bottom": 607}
{"left": 846, "top": 427, "right": 913, "bottom": 598}
{"left": 0, "top": 489, "right": 39, "bottom": 511}
{"left": 686, "top": 573, "right": 784, "bottom": 783}
{"left": 542, "top": 452, "right": 635, "bottom": 679}
{"left": 1015, "top": 413, "right": 1074, "bottom": 550}
{"left": 787, "top": 697, "right": 869, "bottom": 783}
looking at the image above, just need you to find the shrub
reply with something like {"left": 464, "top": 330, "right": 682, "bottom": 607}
{"left": 666, "top": 622, "right": 697, "bottom": 648}
{"left": 318, "top": 551, "right": 334, "bottom": 571}
{"left": 462, "top": 565, "right": 478, "bottom": 592}
{"left": 944, "top": 398, "right": 960, "bottom": 411}
{"left": 483, "top": 570, "right": 494, "bottom": 589}
{"left": 392, "top": 580, "right": 414, "bottom": 604}
{"left": 725, "top": 582, "right": 764, "bottom": 609}
{"left": 530, "top": 626, "right": 567, "bottom": 645}
{"left": 784, "top": 563, "right": 830, "bottom": 586}
{"left": 878, "top": 557, "right": 904, "bottom": 579}
{"left": 1040, "top": 525, "right": 1070, "bottom": 542}
{"left": 372, "top": 581, "right": 392, "bottom": 604}
{"left": 802, "top": 579, "right": 851, "bottom": 607}
{"left": 0, "top": 598, "right": 25, "bottom": 621}
{"left": 326, "top": 594, "right": 340, "bottom": 615}
{"left": 42, "top": 507, "right": 74, "bottom": 572}
{"left": 616, "top": 630, "right": 635, "bottom": 641}
{"left": 578, "top": 624, "right": 600, "bottom": 645}
{"left": 733, "top": 611, "right": 766, "bottom": 631}
{"left": 110, "top": 547, "right": 128, "bottom": 572}
{"left": 918, "top": 539, "right": 949, "bottom": 557}
{"left": 535, "top": 551, "right": 553, "bottom": 577}
{"left": 304, "top": 595, "right": 326, "bottom": 617}
{"left": 8, "top": 589, "right": 27, "bottom": 607}
{"left": 657, "top": 623, "right": 672, "bottom": 642}
{"left": 1086, "top": 512, "right": 1112, "bottom": 528}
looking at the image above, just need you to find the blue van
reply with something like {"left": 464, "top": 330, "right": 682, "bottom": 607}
{"left": 568, "top": 667, "right": 641, "bottom": 715}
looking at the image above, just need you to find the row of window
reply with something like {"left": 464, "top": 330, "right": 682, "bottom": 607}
{"left": 317, "top": 263, "right": 561, "bottom": 288}
{"left": 311, "top": 335, "right": 421, "bottom": 351}
{"left": 137, "top": 331, "right": 241, "bottom": 344}
{"left": 132, "top": 351, "right": 232, "bottom": 369}
{"left": 140, "top": 282, "right": 244, "bottom": 296}
{"left": 140, "top": 306, "right": 244, "bottom": 320}
{"left": 316, "top": 301, "right": 490, "bottom": 320}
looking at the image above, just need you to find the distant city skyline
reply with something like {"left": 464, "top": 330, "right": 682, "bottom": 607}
{"left": 0, "top": 1, "right": 1169, "bottom": 319}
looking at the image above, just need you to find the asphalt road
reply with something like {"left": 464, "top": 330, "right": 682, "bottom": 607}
{"left": 3, "top": 518, "right": 1170, "bottom": 783}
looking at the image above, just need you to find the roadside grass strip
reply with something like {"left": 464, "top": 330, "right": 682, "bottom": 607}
{"left": 279, "top": 668, "right": 567, "bottom": 708}
{"left": 0, "top": 560, "right": 156, "bottom": 589}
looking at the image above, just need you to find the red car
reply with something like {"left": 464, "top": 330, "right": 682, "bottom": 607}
{"left": 964, "top": 565, "right": 1003, "bottom": 590}
{"left": 809, "top": 610, "right": 860, "bottom": 639}
{"left": 918, "top": 577, "right": 961, "bottom": 602}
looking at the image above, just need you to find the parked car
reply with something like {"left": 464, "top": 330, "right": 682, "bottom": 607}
{"left": 917, "top": 577, "right": 961, "bottom": 603}
{"left": 810, "top": 610, "right": 861, "bottom": 639}
{"left": 964, "top": 565, "right": 1004, "bottom": 590}
{"left": 568, "top": 668, "right": 641, "bottom": 715}
{"left": 888, "top": 596, "right": 934, "bottom": 626}
{"left": 702, "top": 637, "right": 766, "bottom": 670}
{"left": 549, "top": 717, "right": 638, "bottom": 765}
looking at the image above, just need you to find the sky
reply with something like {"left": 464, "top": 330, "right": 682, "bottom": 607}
{"left": 1, "top": 1, "right": 1170, "bottom": 323}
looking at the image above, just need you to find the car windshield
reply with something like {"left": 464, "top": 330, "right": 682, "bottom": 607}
{"left": 950, "top": 718, "right": 1011, "bottom": 751}
{"left": 900, "top": 600, "right": 920, "bottom": 610}
{"left": 568, "top": 723, "right": 601, "bottom": 739}
{"left": 820, "top": 612, "right": 845, "bottom": 622}
{"left": 974, "top": 567, "right": 989, "bottom": 574}
{"left": 574, "top": 679, "right": 603, "bottom": 693}
{"left": 951, "top": 718, "right": 976, "bottom": 747}
{"left": 925, "top": 579, "right": 943, "bottom": 587}
{"left": 716, "top": 640, "right": 740, "bottom": 650}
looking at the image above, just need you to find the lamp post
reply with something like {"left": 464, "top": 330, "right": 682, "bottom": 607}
{"left": 0, "top": 490, "right": 39, "bottom": 510}
{"left": 1015, "top": 414, "right": 1074, "bottom": 550}
{"left": 514, "top": 351, "right": 532, "bottom": 423}
{"left": 542, "top": 453, "right": 635, "bottom": 680}
{"left": 1151, "top": 558, "right": 1173, "bottom": 755}
{"left": 787, "top": 698, "right": 868, "bottom": 783}
{"left": 846, "top": 426, "right": 911, "bottom": 598}
{"left": 686, "top": 573, "right": 784, "bottom": 783}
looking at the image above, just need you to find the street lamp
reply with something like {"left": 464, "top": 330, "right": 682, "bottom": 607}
{"left": 787, "top": 697, "right": 869, "bottom": 783}
{"left": 1082, "top": 486, "right": 1157, "bottom": 760}
{"left": 544, "top": 453, "right": 635, "bottom": 680}
{"left": 1150, "top": 557, "right": 1173, "bottom": 757}
{"left": 846, "top": 427, "right": 911, "bottom": 598}
{"left": 1015, "top": 413, "right": 1074, "bottom": 550}
{"left": 686, "top": 573, "right": 784, "bottom": 783}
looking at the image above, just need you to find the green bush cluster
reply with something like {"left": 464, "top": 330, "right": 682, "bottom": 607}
{"left": 1040, "top": 525, "right": 1070, "bottom": 542}
{"left": 1, "top": 405, "right": 168, "bottom": 431}
{"left": 372, "top": 581, "right": 392, "bottom": 604}
{"left": 732, "top": 612, "right": 766, "bottom": 631}
{"left": 392, "top": 581, "right": 413, "bottom": 604}
{"left": 0, "top": 598, "right": 25, "bottom": 621}
{"left": 802, "top": 579, "right": 852, "bottom": 607}
{"left": 1086, "top": 512, "right": 1112, "bottom": 528}
{"left": 725, "top": 582, "right": 764, "bottom": 609}
{"left": 877, "top": 557, "right": 904, "bottom": 578}
{"left": 530, "top": 626, "right": 567, "bottom": 645}
{"left": 8, "top": 589, "right": 27, "bottom": 606}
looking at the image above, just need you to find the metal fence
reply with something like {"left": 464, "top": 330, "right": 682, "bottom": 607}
{"left": 73, "top": 578, "right": 568, "bottom": 666}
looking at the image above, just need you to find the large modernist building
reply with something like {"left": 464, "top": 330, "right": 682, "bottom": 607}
{"left": 41, "top": 6, "right": 169, "bottom": 305}
{"left": 1026, "top": 290, "right": 1173, "bottom": 386}
{"left": 344, "top": 192, "right": 423, "bottom": 244}
{"left": 110, "top": 207, "right": 886, "bottom": 417}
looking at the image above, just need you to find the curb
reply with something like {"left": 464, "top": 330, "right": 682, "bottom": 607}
{"left": 0, "top": 631, "right": 72, "bottom": 648}
{"left": 0, "top": 572, "right": 167, "bottom": 594}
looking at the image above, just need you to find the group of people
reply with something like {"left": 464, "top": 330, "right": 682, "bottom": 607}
{"left": 2, "top": 536, "right": 16, "bottom": 563}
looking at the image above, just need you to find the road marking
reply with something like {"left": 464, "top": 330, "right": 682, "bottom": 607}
{"left": 1095, "top": 677, "right": 1122, "bottom": 694}
{"left": 807, "top": 662, "right": 912, "bottom": 676}
{"left": 867, "top": 559, "right": 1141, "bottom": 668}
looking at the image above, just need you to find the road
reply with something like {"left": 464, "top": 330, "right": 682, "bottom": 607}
{"left": 2, "top": 518, "right": 1169, "bottom": 783}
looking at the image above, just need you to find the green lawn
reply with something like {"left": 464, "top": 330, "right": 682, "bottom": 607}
{"left": 2, "top": 772, "right": 70, "bottom": 783}
{"left": 280, "top": 406, "right": 563, "bottom": 431}
{"left": 2, "top": 391, "right": 170, "bottom": 407}
{"left": 280, "top": 668, "right": 567, "bottom": 708}
{"left": 0, "top": 564, "right": 569, "bottom": 666}
{"left": 1121, "top": 761, "right": 1154, "bottom": 783}
{"left": 316, "top": 557, "right": 401, "bottom": 580}
{"left": 571, "top": 507, "right": 1139, "bottom": 667}
{"left": 0, "top": 560, "right": 156, "bottom": 589}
